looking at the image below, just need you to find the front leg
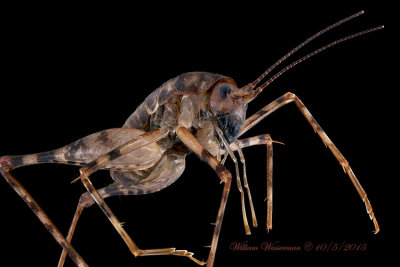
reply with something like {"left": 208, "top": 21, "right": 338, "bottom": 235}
{"left": 239, "top": 92, "right": 379, "bottom": 234}
{"left": 230, "top": 135, "right": 275, "bottom": 231}
{"left": 176, "top": 126, "right": 232, "bottom": 267}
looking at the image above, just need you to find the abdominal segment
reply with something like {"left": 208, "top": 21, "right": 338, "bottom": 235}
{"left": 6, "top": 128, "right": 164, "bottom": 171}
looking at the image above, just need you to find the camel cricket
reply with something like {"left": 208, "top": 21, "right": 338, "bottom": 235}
{"left": 0, "top": 10, "right": 382, "bottom": 267}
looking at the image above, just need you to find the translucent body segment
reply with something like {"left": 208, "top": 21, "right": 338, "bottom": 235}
{"left": 178, "top": 95, "right": 195, "bottom": 129}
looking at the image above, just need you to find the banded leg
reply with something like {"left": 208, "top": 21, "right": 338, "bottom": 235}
{"left": 74, "top": 128, "right": 167, "bottom": 259}
{"left": 58, "top": 182, "right": 205, "bottom": 267}
{"left": 211, "top": 120, "right": 252, "bottom": 235}
{"left": 0, "top": 158, "right": 88, "bottom": 267}
{"left": 265, "top": 136, "right": 273, "bottom": 232}
{"left": 176, "top": 126, "right": 232, "bottom": 267}
{"left": 70, "top": 128, "right": 206, "bottom": 265}
{"left": 58, "top": 149, "right": 194, "bottom": 266}
{"left": 230, "top": 135, "right": 274, "bottom": 231}
{"left": 76, "top": 182, "right": 205, "bottom": 266}
{"left": 235, "top": 143, "right": 258, "bottom": 229}
{"left": 58, "top": 186, "right": 127, "bottom": 267}
{"left": 58, "top": 200, "right": 84, "bottom": 267}
{"left": 239, "top": 92, "right": 379, "bottom": 233}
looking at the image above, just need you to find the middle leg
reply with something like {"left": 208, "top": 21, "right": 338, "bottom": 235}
{"left": 70, "top": 127, "right": 207, "bottom": 265}
{"left": 75, "top": 128, "right": 170, "bottom": 258}
{"left": 58, "top": 149, "right": 206, "bottom": 266}
{"left": 69, "top": 127, "right": 233, "bottom": 267}
{"left": 59, "top": 182, "right": 206, "bottom": 267}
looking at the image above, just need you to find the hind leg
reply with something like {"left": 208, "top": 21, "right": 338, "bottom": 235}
{"left": 58, "top": 183, "right": 126, "bottom": 267}
{"left": 0, "top": 158, "right": 88, "bottom": 267}
{"left": 59, "top": 149, "right": 206, "bottom": 266}
{"left": 59, "top": 183, "right": 205, "bottom": 266}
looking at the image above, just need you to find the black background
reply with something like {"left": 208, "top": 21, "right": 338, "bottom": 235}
{"left": 0, "top": 3, "right": 394, "bottom": 267}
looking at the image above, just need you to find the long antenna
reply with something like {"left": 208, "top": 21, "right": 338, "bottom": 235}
{"left": 242, "top": 10, "right": 365, "bottom": 92}
{"left": 250, "top": 25, "right": 384, "bottom": 95}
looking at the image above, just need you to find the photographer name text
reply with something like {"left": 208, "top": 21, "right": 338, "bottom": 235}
{"left": 229, "top": 241, "right": 368, "bottom": 252}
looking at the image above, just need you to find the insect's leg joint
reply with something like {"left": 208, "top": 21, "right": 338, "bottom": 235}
{"left": 220, "top": 170, "right": 232, "bottom": 185}
{"left": 0, "top": 156, "right": 12, "bottom": 171}
{"left": 238, "top": 153, "right": 246, "bottom": 164}
{"left": 265, "top": 134, "right": 273, "bottom": 144}
{"left": 79, "top": 166, "right": 89, "bottom": 175}
{"left": 284, "top": 92, "right": 297, "bottom": 101}
{"left": 78, "top": 192, "right": 95, "bottom": 208}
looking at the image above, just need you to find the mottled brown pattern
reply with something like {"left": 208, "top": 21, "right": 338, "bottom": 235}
{"left": 124, "top": 72, "right": 228, "bottom": 130}
{"left": 0, "top": 168, "right": 88, "bottom": 267}
{"left": 0, "top": 11, "right": 383, "bottom": 267}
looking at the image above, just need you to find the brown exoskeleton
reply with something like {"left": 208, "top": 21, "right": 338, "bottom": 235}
{"left": 0, "top": 11, "right": 383, "bottom": 267}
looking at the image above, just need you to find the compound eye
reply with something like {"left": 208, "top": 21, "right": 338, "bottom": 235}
{"left": 219, "top": 84, "right": 231, "bottom": 99}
